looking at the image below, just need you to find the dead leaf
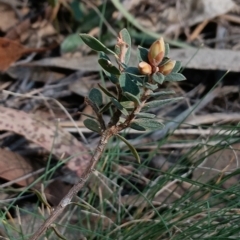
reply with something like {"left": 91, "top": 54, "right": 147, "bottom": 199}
{"left": 168, "top": 48, "right": 240, "bottom": 72}
{"left": 186, "top": 0, "right": 236, "bottom": 26}
{"left": 69, "top": 75, "right": 94, "bottom": 97}
{"left": 0, "top": 106, "right": 91, "bottom": 177}
{"left": 5, "top": 18, "right": 31, "bottom": 40}
{"left": 28, "top": 55, "right": 102, "bottom": 72}
{"left": 7, "top": 66, "right": 65, "bottom": 82}
{"left": 0, "top": 3, "right": 19, "bottom": 32}
{"left": 0, "top": 38, "right": 55, "bottom": 72}
{"left": 185, "top": 113, "right": 240, "bottom": 126}
{"left": 0, "top": 149, "right": 35, "bottom": 187}
{"left": 166, "top": 0, "right": 235, "bottom": 27}
{"left": 4, "top": 5, "right": 52, "bottom": 41}
{"left": 0, "top": 38, "right": 26, "bottom": 71}
{"left": 192, "top": 143, "right": 240, "bottom": 188}
{"left": 44, "top": 180, "right": 71, "bottom": 206}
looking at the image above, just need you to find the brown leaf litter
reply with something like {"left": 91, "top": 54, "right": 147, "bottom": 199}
{"left": 0, "top": 148, "right": 36, "bottom": 187}
{"left": 0, "top": 106, "right": 91, "bottom": 177}
{"left": 0, "top": 37, "right": 56, "bottom": 72}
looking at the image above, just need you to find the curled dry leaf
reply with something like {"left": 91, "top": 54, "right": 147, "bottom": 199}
{"left": 0, "top": 38, "right": 25, "bottom": 71}
{"left": 0, "top": 148, "right": 36, "bottom": 187}
{"left": 0, "top": 37, "right": 52, "bottom": 72}
{"left": 0, "top": 106, "right": 91, "bottom": 177}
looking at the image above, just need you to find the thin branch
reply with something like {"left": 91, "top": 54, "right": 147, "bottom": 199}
{"left": 28, "top": 85, "right": 148, "bottom": 239}
{"left": 29, "top": 130, "right": 112, "bottom": 240}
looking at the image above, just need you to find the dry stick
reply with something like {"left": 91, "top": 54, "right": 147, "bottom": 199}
{"left": 29, "top": 89, "right": 150, "bottom": 239}
{"left": 29, "top": 129, "right": 112, "bottom": 240}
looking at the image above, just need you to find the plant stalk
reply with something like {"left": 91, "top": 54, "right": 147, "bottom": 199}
{"left": 29, "top": 129, "right": 112, "bottom": 240}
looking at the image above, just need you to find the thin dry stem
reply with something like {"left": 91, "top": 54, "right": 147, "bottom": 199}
{"left": 29, "top": 90, "right": 149, "bottom": 239}
{"left": 115, "top": 31, "right": 129, "bottom": 71}
{"left": 29, "top": 130, "right": 112, "bottom": 240}
{"left": 29, "top": 63, "right": 152, "bottom": 240}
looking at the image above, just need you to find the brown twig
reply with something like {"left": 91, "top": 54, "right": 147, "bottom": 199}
{"left": 29, "top": 85, "right": 151, "bottom": 239}
{"left": 29, "top": 129, "right": 112, "bottom": 240}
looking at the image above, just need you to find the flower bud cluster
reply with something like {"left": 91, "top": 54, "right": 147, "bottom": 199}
{"left": 138, "top": 37, "right": 175, "bottom": 76}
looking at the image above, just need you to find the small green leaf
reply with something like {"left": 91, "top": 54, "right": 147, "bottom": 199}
{"left": 142, "top": 97, "right": 183, "bottom": 111}
{"left": 120, "top": 101, "right": 135, "bottom": 110}
{"left": 124, "top": 92, "right": 141, "bottom": 105}
{"left": 99, "top": 101, "right": 112, "bottom": 113}
{"left": 89, "top": 88, "right": 103, "bottom": 107}
{"left": 79, "top": 33, "right": 114, "bottom": 54}
{"left": 98, "top": 84, "right": 116, "bottom": 98}
{"left": 119, "top": 28, "right": 131, "bottom": 64}
{"left": 101, "top": 69, "right": 119, "bottom": 84}
{"left": 108, "top": 74, "right": 119, "bottom": 84}
{"left": 164, "top": 43, "right": 170, "bottom": 57}
{"left": 152, "top": 72, "right": 165, "bottom": 84}
{"left": 125, "top": 67, "right": 144, "bottom": 86}
{"left": 70, "top": 0, "right": 84, "bottom": 22}
{"left": 116, "top": 134, "right": 140, "bottom": 163}
{"left": 149, "top": 90, "right": 175, "bottom": 98}
{"left": 137, "top": 46, "right": 149, "bottom": 62}
{"left": 99, "top": 56, "right": 119, "bottom": 84}
{"left": 119, "top": 61, "right": 128, "bottom": 69}
{"left": 130, "top": 122, "right": 145, "bottom": 131}
{"left": 125, "top": 67, "right": 141, "bottom": 76}
{"left": 130, "top": 119, "right": 164, "bottom": 131}
{"left": 128, "top": 76, "right": 143, "bottom": 87}
{"left": 145, "top": 83, "right": 158, "bottom": 91}
{"left": 165, "top": 73, "right": 186, "bottom": 82}
{"left": 83, "top": 118, "right": 101, "bottom": 133}
{"left": 61, "top": 33, "right": 83, "bottom": 53}
{"left": 111, "top": 98, "right": 129, "bottom": 116}
{"left": 99, "top": 51, "right": 110, "bottom": 61}
{"left": 135, "top": 112, "right": 156, "bottom": 119}
{"left": 119, "top": 73, "right": 140, "bottom": 96}
{"left": 79, "top": 112, "right": 97, "bottom": 119}
{"left": 98, "top": 58, "right": 121, "bottom": 75}
{"left": 172, "top": 61, "right": 182, "bottom": 73}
